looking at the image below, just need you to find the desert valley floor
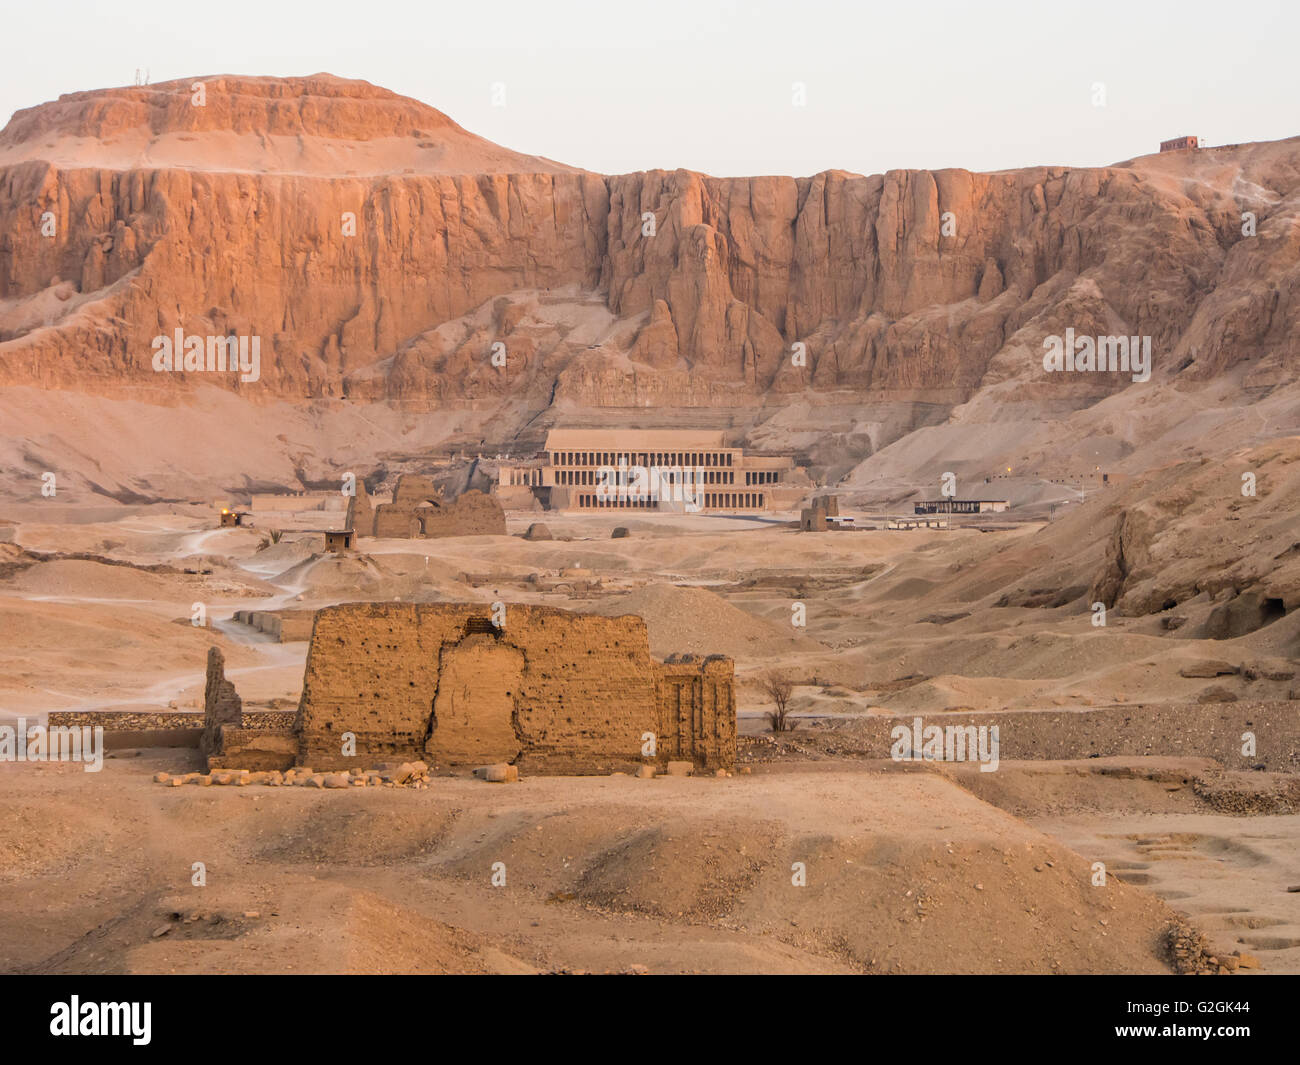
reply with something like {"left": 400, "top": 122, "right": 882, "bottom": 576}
{"left": 2, "top": 499, "right": 1297, "bottom": 975}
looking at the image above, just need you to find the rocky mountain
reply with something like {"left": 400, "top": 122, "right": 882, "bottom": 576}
{"left": 0, "top": 74, "right": 1297, "bottom": 499}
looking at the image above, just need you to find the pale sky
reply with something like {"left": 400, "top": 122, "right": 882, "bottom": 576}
{"left": 2, "top": 0, "right": 1296, "bottom": 177}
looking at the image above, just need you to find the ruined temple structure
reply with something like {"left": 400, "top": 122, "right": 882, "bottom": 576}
{"left": 800, "top": 495, "right": 839, "bottom": 531}
{"left": 205, "top": 603, "right": 736, "bottom": 775}
{"left": 495, "top": 429, "right": 808, "bottom": 513}
{"left": 201, "top": 647, "right": 242, "bottom": 759}
{"left": 370, "top": 475, "right": 505, "bottom": 538}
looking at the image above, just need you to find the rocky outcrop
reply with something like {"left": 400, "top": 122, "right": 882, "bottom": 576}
{"left": 2, "top": 75, "right": 1297, "bottom": 416}
{"left": 993, "top": 439, "right": 1300, "bottom": 649}
{"left": 1090, "top": 511, "right": 1134, "bottom": 609}
{"left": 1203, "top": 588, "right": 1288, "bottom": 640}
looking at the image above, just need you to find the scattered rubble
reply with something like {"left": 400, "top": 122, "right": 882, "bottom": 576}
{"left": 473, "top": 763, "right": 519, "bottom": 783}
{"left": 1192, "top": 770, "right": 1300, "bottom": 815}
{"left": 1162, "top": 918, "right": 1259, "bottom": 975}
{"left": 154, "top": 762, "right": 435, "bottom": 789}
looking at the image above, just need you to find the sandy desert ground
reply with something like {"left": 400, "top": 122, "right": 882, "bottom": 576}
{"left": 2, "top": 477, "right": 1297, "bottom": 975}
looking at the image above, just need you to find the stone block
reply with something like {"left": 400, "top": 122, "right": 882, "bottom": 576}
{"left": 474, "top": 763, "right": 519, "bottom": 783}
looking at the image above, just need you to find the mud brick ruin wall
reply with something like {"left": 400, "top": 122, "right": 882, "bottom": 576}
{"left": 414, "top": 489, "right": 505, "bottom": 537}
{"left": 215, "top": 726, "right": 298, "bottom": 771}
{"left": 800, "top": 506, "right": 827, "bottom": 531}
{"left": 47, "top": 708, "right": 205, "bottom": 751}
{"left": 349, "top": 480, "right": 374, "bottom": 536}
{"left": 232, "top": 608, "right": 316, "bottom": 642}
{"left": 201, "top": 646, "right": 243, "bottom": 758}
{"left": 655, "top": 657, "right": 736, "bottom": 768}
{"left": 293, "top": 602, "right": 736, "bottom": 772}
{"left": 851, "top": 702, "right": 1300, "bottom": 772}
{"left": 370, "top": 475, "right": 506, "bottom": 538}
{"left": 50, "top": 710, "right": 201, "bottom": 730}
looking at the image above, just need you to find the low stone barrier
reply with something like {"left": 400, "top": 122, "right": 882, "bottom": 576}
{"left": 838, "top": 700, "right": 1299, "bottom": 772}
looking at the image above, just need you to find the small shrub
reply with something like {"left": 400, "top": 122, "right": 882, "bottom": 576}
{"left": 762, "top": 669, "right": 796, "bottom": 732}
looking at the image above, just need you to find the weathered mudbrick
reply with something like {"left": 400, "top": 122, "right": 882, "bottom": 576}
{"left": 231, "top": 608, "right": 317, "bottom": 641}
{"left": 370, "top": 475, "right": 505, "bottom": 538}
{"left": 48, "top": 710, "right": 202, "bottom": 730}
{"left": 201, "top": 646, "right": 243, "bottom": 760}
{"left": 656, "top": 655, "right": 736, "bottom": 769}
{"left": 206, "top": 602, "right": 737, "bottom": 774}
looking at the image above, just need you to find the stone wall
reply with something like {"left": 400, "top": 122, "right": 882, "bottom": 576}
{"left": 655, "top": 655, "right": 736, "bottom": 769}
{"left": 249, "top": 492, "right": 332, "bottom": 511}
{"left": 232, "top": 608, "right": 316, "bottom": 642}
{"left": 370, "top": 476, "right": 506, "bottom": 538}
{"left": 348, "top": 481, "right": 373, "bottom": 537}
{"left": 49, "top": 710, "right": 200, "bottom": 730}
{"left": 201, "top": 646, "right": 243, "bottom": 759}
{"left": 293, "top": 602, "right": 735, "bottom": 773}
{"left": 392, "top": 475, "right": 440, "bottom": 505}
{"left": 47, "top": 708, "right": 290, "bottom": 731}
{"left": 839, "top": 701, "right": 1300, "bottom": 772}
{"left": 800, "top": 506, "right": 827, "bottom": 531}
{"left": 215, "top": 726, "right": 297, "bottom": 771}
{"left": 249, "top": 492, "right": 351, "bottom": 532}
{"left": 44, "top": 709, "right": 203, "bottom": 751}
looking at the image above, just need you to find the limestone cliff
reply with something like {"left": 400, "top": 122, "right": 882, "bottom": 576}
{"left": 0, "top": 74, "right": 1297, "bottom": 418}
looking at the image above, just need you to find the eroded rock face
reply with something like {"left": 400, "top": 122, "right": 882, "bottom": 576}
{"left": 1046, "top": 440, "right": 1300, "bottom": 638}
{"left": 2, "top": 74, "right": 1297, "bottom": 415}
{"left": 1203, "top": 588, "right": 1288, "bottom": 640}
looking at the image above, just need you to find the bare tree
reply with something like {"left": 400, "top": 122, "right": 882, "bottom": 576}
{"left": 762, "top": 670, "right": 796, "bottom": 732}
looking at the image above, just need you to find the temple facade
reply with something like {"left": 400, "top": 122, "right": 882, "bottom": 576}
{"left": 495, "top": 429, "right": 806, "bottom": 513}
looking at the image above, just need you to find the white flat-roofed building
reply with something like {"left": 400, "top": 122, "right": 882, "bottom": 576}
{"left": 913, "top": 499, "right": 1009, "bottom": 515}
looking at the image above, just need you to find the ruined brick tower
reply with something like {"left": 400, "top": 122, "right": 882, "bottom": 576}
{"left": 206, "top": 602, "right": 736, "bottom": 774}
